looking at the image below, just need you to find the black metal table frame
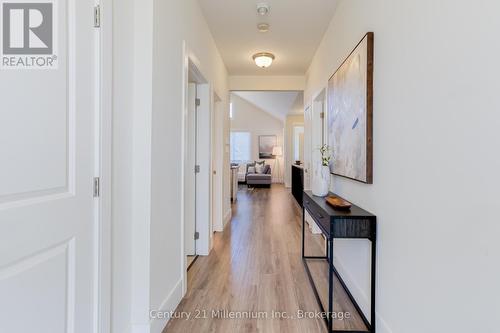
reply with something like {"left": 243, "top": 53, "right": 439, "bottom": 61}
{"left": 302, "top": 205, "right": 377, "bottom": 333}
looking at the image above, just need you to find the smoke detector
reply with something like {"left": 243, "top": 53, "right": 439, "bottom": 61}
{"left": 257, "top": 3, "right": 270, "bottom": 16}
{"left": 257, "top": 23, "right": 270, "bottom": 33}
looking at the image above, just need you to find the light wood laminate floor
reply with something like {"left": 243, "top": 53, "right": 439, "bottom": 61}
{"left": 164, "top": 184, "right": 367, "bottom": 333}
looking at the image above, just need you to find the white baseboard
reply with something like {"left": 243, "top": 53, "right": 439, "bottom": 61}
{"left": 334, "top": 256, "right": 393, "bottom": 333}
{"left": 213, "top": 210, "right": 224, "bottom": 233}
{"left": 223, "top": 208, "right": 231, "bottom": 227}
{"left": 213, "top": 223, "right": 223, "bottom": 233}
{"left": 149, "top": 278, "right": 184, "bottom": 333}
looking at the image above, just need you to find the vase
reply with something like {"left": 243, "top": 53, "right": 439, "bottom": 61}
{"left": 312, "top": 163, "right": 330, "bottom": 197}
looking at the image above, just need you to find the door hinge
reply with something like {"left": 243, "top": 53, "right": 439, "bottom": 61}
{"left": 194, "top": 232, "right": 200, "bottom": 240}
{"left": 320, "top": 112, "right": 325, "bottom": 119}
{"left": 94, "top": 5, "right": 101, "bottom": 28}
{"left": 93, "top": 177, "right": 100, "bottom": 197}
{"left": 195, "top": 165, "right": 200, "bottom": 173}
{"left": 195, "top": 98, "right": 201, "bottom": 107}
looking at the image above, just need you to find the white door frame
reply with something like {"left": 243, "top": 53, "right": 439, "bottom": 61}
{"left": 95, "top": 0, "right": 112, "bottom": 332}
{"left": 185, "top": 83, "right": 197, "bottom": 257}
{"left": 304, "top": 88, "right": 328, "bottom": 236}
{"left": 211, "top": 94, "right": 224, "bottom": 232}
{"left": 304, "top": 105, "right": 312, "bottom": 190}
{"left": 181, "top": 43, "right": 213, "bottom": 295}
{"left": 312, "top": 88, "right": 327, "bottom": 143}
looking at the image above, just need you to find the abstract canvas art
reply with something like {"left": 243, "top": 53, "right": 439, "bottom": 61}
{"left": 258, "top": 135, "right": 277, "bottom": 159}
{"left": 327, "top": 33, "right": 373, "bottom": 183}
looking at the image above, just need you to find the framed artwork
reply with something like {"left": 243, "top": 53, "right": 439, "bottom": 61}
{"left": 258, "top": 135, "right": 277, "bottom": 159}
{"left": 327, "top": 32, "right": 373, "bottom": 184}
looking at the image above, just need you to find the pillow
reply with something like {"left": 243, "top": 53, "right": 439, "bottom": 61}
{"left": 255, "top": 164, "right": 264, "bottom": 174}
{"left": 246, "top": 162, "right": 256, "bottom": 174}
{"left": 247, "top": 166, "right": 256, "bottom": 174}
{"left": 254, "top": 160, "right": 265, "bottom": 174}
{"left": 262, "top": 165, "right": 271, "bottom": 174}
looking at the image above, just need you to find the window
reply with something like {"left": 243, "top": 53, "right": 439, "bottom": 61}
{"left": 230, "top": 131, "right": 251, "bottom": 162}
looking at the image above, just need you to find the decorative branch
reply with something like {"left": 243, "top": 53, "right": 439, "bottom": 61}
{"left": 318, "top": 144, "right": 332, "bottom": 167}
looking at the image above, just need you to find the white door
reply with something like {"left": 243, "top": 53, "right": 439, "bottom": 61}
{"left": 0, "top": 1, "right": 99, "bottom": 332}
{"left": 185, "top": 83, "right": 197, "bottom": 256}
{"left": 194, "top": 84, "right": 211, "bottom": 255}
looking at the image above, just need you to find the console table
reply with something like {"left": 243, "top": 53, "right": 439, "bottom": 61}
{"left": 291, "top": 165, "right": 304, "bottom": 207}
{"left": 302, "top": 190, "right": 377, "bottom": 333}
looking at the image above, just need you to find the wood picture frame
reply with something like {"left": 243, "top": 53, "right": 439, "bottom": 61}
{"left": 327, "top": 32, "right": 373, "bottom": 184}
{"left": 258, "top": 135, "right": 277, "bottom": 159}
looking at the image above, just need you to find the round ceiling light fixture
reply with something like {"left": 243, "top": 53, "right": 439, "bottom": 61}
{"left": 257, "top": 23, "right": 270, "bottom": 33}
{"left": 256, "top": 3, "right": 270, "bottom": 16}
{"left": 253, "top": 52, "right": 275, "bottom": 68}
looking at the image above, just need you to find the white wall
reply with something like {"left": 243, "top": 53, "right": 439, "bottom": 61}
{"left": 305, "top": 1, "right": 500, "bottom": 332}
{"left": 150, "top": 0, "right": 229, "bottom": 330}
{"left": 230, "top": 94, "right": 284, "bottom": 183}
{"left": 112, "top": 0, "right": 229, "bottom": 332}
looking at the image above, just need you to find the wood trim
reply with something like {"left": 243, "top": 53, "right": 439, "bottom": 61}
{"left": 366, "top": 32, "right": 374, "bottom": 184}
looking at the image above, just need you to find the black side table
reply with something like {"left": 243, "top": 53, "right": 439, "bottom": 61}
{"left": 302, "top": 190, "right": 377, "bottom": 333}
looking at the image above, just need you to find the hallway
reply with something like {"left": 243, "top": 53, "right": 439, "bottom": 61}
{"left": 164, "top": 185, "right": 366, "bottom": 332}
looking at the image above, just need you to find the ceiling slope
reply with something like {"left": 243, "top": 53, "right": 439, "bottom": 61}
{"left": 233, "top": 91, "right": 303, "bottom": 121}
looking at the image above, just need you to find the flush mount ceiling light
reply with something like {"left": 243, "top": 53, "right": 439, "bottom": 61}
{"left": 253, "top": 52, "right": 275, "bottom": 68}
{"left": 257, "top": 23, "right": 270, "bottom": 33}
{"left": 256, "top": 3, "right": 270, "bottom": 16}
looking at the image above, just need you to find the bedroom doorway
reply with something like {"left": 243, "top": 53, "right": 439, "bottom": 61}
{"left": 185, "top": 81, "right": 198, "bottom": 268}
{"left": 183, "top": 59, "right": 212, "bottom": 279}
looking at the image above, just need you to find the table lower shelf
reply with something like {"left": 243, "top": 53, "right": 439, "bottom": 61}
{"left": 303, "top": 258, "right": 370, "bottom": 332}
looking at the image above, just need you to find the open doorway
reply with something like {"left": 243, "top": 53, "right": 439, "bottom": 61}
{"left": 185, "top": 81, "right": 198, "bottom": 268}
{"left": 183, "top": 60, "right": 212, "bottom": 275}
{"left": 229, "top": 91, "right": 303, "bottom": 194}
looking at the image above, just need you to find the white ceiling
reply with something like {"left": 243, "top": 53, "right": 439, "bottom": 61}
{"left": 233, "top": 91, "right": 303, "bottom": 121}
{"left": 198, "top": 0, "right": 338, "bottom": 75}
